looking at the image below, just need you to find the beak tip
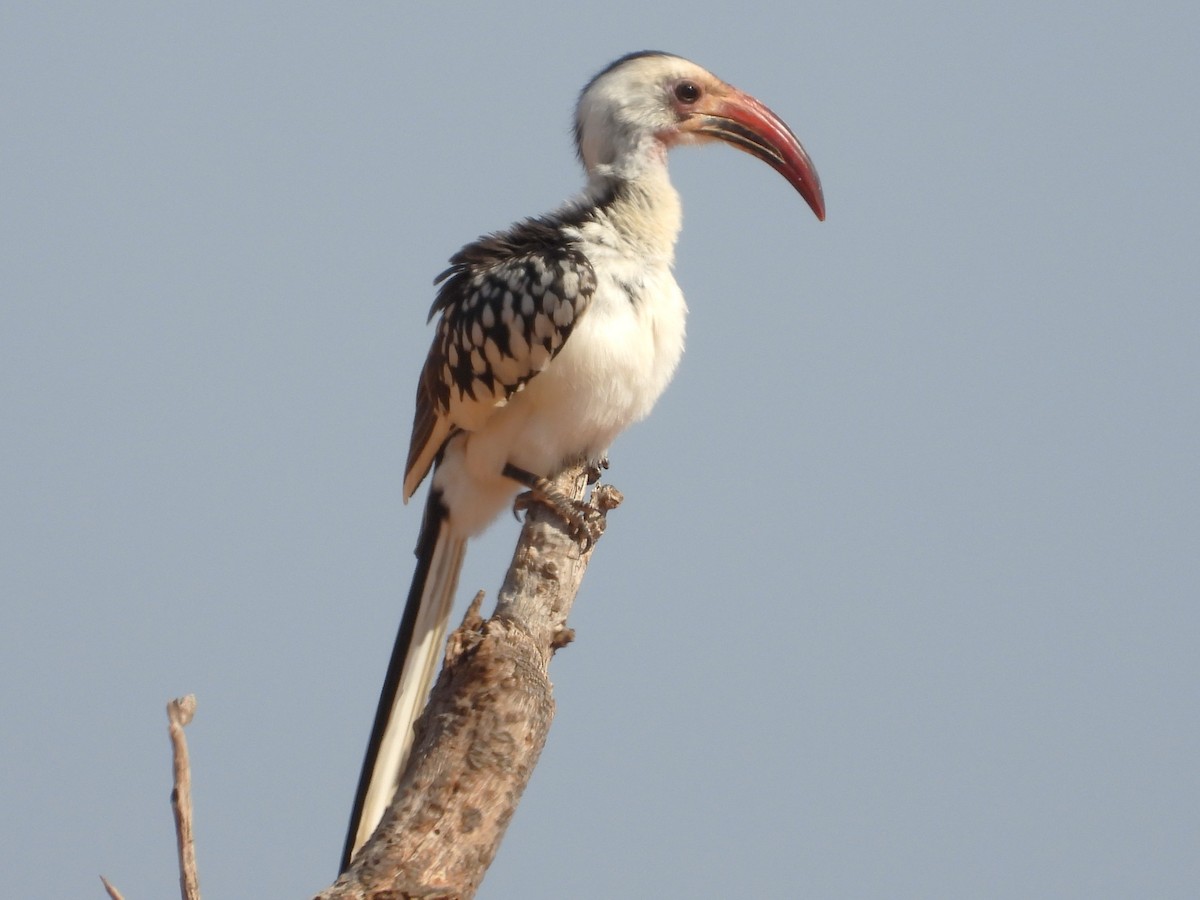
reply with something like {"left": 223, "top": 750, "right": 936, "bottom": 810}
{"left": 804, "top": 187, "right": 826, "bottom": 222}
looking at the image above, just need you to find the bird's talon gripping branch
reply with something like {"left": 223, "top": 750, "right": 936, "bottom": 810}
{"left": 510, "top": 472, "right": 606, "bottom": 550}
{"left": 584, "top": 457, "right": 610, "bottom": 485}
{"left": 571, "top": 502, "right": 607, "bottom": 551}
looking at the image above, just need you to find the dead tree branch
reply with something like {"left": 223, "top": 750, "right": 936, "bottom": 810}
{"left": 167, "top": 695, "right": 201, "bottom": 900}
{"left": 101, "top": 694, "right": 201, "bottom": 900}
{"left": 316, "top": 465, "right": 621, "bottom": 900}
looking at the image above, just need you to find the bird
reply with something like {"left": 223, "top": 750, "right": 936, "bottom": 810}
{"left": 341, "top": 50, "right": 825, "bottom": 870}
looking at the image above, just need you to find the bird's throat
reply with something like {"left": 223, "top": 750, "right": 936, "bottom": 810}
{"left": 585, "top": 163, "right": 682, "bottom": 262}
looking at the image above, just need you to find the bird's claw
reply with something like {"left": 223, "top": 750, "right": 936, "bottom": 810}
{"left": 584, "top": 456, "right": 610, "bottom": 485}
{"left": 512, "top": 490, "right": 605, "bottom": 551}
{"left": 565, "top": 501, "right": 605, "bottom": 552}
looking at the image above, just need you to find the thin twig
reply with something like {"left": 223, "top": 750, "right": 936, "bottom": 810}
{"left": 167, "top": 695, "right": 201, "bottom": 900}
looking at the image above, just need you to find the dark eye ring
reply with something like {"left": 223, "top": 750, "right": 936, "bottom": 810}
{"left": 674, "top": 80, "right": 702, "bottom": 104}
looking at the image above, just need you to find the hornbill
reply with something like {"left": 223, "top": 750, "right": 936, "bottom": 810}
{"left": 343, "top": 50, "right": 824, "bottom": 870}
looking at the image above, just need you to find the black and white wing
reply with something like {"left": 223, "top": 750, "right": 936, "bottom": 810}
{"left": 404, "top": 217, "right": 598, "bottom": 499}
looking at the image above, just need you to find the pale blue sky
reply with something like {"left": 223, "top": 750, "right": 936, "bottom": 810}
{"left": 3, "top": 3, "right": 1198, "bottom": 898}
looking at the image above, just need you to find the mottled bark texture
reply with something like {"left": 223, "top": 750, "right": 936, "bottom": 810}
{"left": 316, "top": 467, "right": 621, "bottom": 900}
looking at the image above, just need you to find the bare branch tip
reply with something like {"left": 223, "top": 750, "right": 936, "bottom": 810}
{"left": 167, "top": 694, "right": 197, "bottom": 727}
{"left": 99, "top": 875, "right": 125, "bottom": 900}
{"left": 592, "top": 483, "right": 623, "bottom": 511}
{"left": 457, "top": 590, "right": 487, "bottom": 635}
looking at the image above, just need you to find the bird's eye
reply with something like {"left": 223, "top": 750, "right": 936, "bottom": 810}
{"left": 674, "top": 80, "right": 702, "bottom": 104}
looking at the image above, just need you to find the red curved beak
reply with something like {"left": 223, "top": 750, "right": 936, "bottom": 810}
{"left": 687, "top": 88, "right": 825, "bottom": 222}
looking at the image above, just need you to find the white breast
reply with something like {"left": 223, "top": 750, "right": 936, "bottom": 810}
{"left": 434, "top": 259, "right": 687, "bottom": 538}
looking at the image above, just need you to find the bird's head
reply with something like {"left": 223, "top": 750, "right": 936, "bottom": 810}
{"left": 575, "top": 51, "right": 825, "bottom": 221}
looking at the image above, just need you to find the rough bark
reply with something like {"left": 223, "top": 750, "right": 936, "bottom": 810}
{"left": 316, "top": 466, "right": 621, "bottom": 900}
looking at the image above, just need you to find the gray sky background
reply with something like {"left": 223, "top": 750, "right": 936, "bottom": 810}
{"left": 3, "top": 3, "right": 1197, "bottom": 898}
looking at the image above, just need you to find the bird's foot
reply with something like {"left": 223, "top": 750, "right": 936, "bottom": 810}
{"left": 584, "top": 456, "right": 610, "bottom": 485}
{"left": 512, "top": 485, "right": 605, "bottom": 551}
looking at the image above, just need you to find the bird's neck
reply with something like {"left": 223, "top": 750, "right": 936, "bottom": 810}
{"left": 582, "top": 152, "right": 682, "bottom": 264}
